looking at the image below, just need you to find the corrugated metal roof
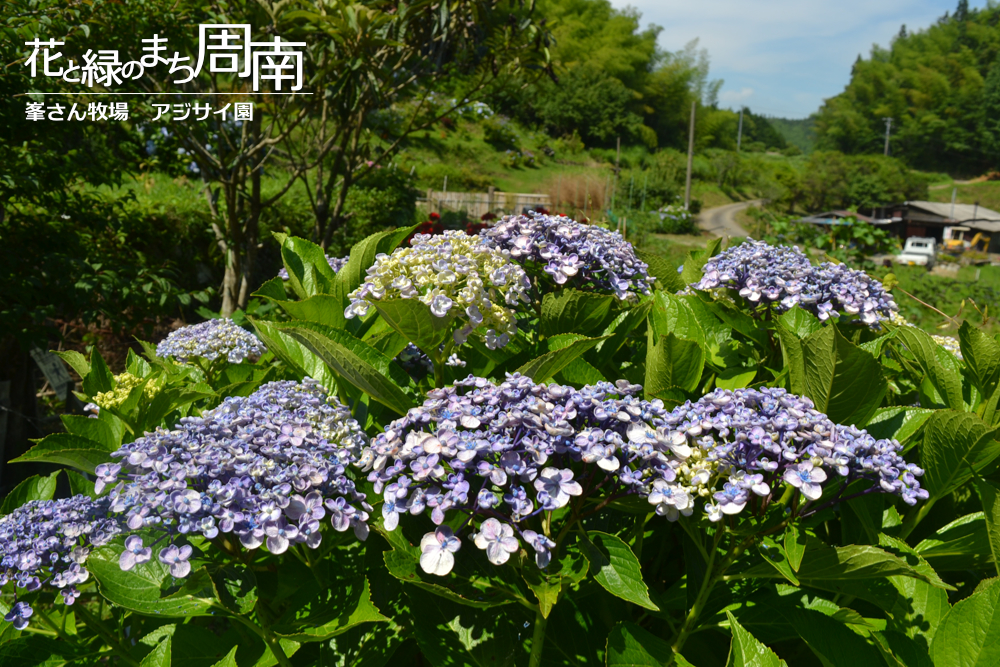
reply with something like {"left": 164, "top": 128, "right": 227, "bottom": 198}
{"left": 903, "top": 200, "right": 1000, "bottom": 223}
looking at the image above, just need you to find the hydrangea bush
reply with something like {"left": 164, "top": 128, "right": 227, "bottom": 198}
{"left": 691, "top": 238, "right": 897, "bottom": 325}
{"left": 346, "top": 231, "right": 530, "bottom": 352}
{"left": 481, "top": 212, "right": 653, "bottom": 301}
{"left": 6, "top": 232, "right": 997, "bottom": 667}
{"left": 156, "top": 318, "right": 265, "bottom": 364}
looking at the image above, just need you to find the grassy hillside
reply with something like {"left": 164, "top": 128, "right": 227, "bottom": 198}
{"left": 928, "top": 179, "right": 1000, "bottom": 213}
{"left": 768, "top": 117, "right": 815, "bottom": 154}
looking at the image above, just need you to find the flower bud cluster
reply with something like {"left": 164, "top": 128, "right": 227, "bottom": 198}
{"left": 278, "top": 254, "right": 349, "bottom": 281}
{"left": 691, "top": 239, "right": 897, "bottom": 325}
{"left": 642, "top": 386, "right": 928, "bottom": 521}
{"left": 889, "top": 312, "right": 963, "bottom": 359}
{"left": 99, "top": 380, "right": 371, "bottom": 578}
{"left": 0, "top": 495, "right": 123, "bottom": 628}
{"left": 364, "top": 374, "right": 677, "bottom": 574}
{"left": 156, "top": 318, "right": 265, "bottom": 364}
{"left": 481, "top": 212, "right": 653, "bottom": 301}
{"left": 345, "top": 231, "right": 531, "bottom": 350}
{"left": 94, "top": 372, "right": 163, "bottom": 410}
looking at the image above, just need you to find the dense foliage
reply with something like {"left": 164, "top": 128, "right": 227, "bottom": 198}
{"left": 815, "top": 0, "right": 1000, "bottom": 173}
{"left": 4, "top": 216, "right": 1000, "bottom": 666}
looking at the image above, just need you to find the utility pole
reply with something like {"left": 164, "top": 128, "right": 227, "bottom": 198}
{"left": 684, "top": 101, "right": 695, "bottom": 210}
{"left": 950, "top": 187, "right": 957, "bottom": 222}
{"left": 883, "top": 117, "right": 893, "bottom": 156}
{"left": 737, "top": 108, "right": 744, "bottom": 152}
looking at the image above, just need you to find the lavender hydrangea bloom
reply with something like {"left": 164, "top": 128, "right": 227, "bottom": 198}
{"left": 419, "top": 526, "right": 462, "bottom": 575}
{"left": 156, "top": 318, "right": 266, "bottom": 364}
{"left": 690, "top": 239, "right": 897, "bottom": 326}
{"left": 345, "top": 231, "right": 530, "bottom": 350}
{"left": 0, "top": 495, "right": 123, "bottom": 628}
{"left": 101, "top": 380, "right": 371, "bottom": 573}
{"left": 364, "top": 374, "right": 679, "bottom": 573}
{"left": 278, "top": 254, "right": 349, "bottom": 281}
{"left": 481, "top": 212, "right": 653, "bottom": 301}
{"left": 636, "top": 386, "right": 928, "bottom": 520}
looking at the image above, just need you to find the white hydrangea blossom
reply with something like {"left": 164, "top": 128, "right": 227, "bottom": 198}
{"left": 345, "top": 231, "right": 530, "bottom": 349}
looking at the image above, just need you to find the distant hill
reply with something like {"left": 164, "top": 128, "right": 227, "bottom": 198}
{"left": 768, "top": 117, "right": 815, "bottom": 154}
{"left": 813, "top": 1, "right": 1000, "bottom": 174}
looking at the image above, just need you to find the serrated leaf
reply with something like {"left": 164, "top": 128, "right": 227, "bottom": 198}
{"left": 645, "top": 331, "right": 704, "bottom": 396}
{"left": 140, "top": 638, "right": 171, "bottom": 667}
{"left": 275, "top": 578, "right": 387, "bottom": 641}
{"left": 373, "top": 299, "right": 456, "bottom": 354}
{"left": 960, "top": 321, "right": 1000, "bottom": 399}
{"left": 649, "top": 291, "right": 705, "bottom": 344}
{"left": 60, "top": 414, "right": 119, "bottom": 450}
{"left": 784, "top": 524, "right": 807, "bottom": 572}
{"left": 637, "top": 248, "right": 684, "bottom": 292}
{"left": 250, "top": 318, "right": 338, "bottom": 390}
{"left": 82, "top": 348, "right": 114, "bottom": 396}
{"left": 930, "top": 577, "right": 1000, "bottom": 667}
{"left": 278, "top": 234, "right": 338, "bottom": 299}
{"left": 209, "top": 646, "right": 239, "bottom": 667}
{"left": 778, "top": 307, "right": 822, "bottom": 339}
{"left": 725, "top": 611, "right": 787, "bottom": 667}
{"left": 921, "top": 410, "right": 1000, "bottom": 498}
{"left": 865, "top": 407, "right": 934, "bottom": 446}
{"left": 88, "top": 545, "right": 218, "bottom": 617}
{"left": 605, "top": 621, "right": 675, "bottom": 667}
{"left": 893, "top": 325, "right": 964, "bottom": 411}
{"left": 798, "top": 325, "right": 887, "bottom": 426}
{"left": 11, "top": 433, "right": 113, "bottom": 473}
{"left": 915, "top": 512, "right": 994, "bottom": 571}
{"left": 0, "top": 472, "right": 59, "bottom": 515}
{"left": 336, "top": 225, "right": 416, "bottom": 298}
{"left": 517, "top": 335, "right": 609, "bottom": 382}
{"left": 53, "top": 350, "right": 89, "bottom": 379}
{"left": 586, "top": 531, "right": 658, "bottom": 611}
{"left": 65, "top": 469, "right": 96, "bottom": 497}
{"left": 274, "top": 320, "right": 414, "bottom": 415}
{"left": 978, "top": 478, "right": 1000, "bottom": 577}
{"left": 540, "top": 289, "right": 617, "bottom": 337}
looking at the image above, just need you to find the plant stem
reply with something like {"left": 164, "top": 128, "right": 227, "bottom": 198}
{"left": 671, "top": 532, "right": 751, "bottom": 656}
{"left": 254, "top": 603, "right": 294, "bottom": 667}
{"left": 527, "top": 607, "right": 549, "bottom": 667}
{"left": 74, "top": 605, "right": 140, "bottom": 667}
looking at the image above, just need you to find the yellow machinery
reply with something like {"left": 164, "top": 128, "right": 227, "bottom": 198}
{"left": 970, "top": 232, "right": 991, "bottom": 252}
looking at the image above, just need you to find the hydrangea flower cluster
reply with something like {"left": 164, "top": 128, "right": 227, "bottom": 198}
{"left": 889, "top": 312, "right": 963, "bottom": 359}
{"left": 0, "top": 495, "right": 123, "bottom": 628}
{"left": 691, "top": 239, "right": 897, "bottom": 325}
{"left": 156, "top": 318, "right": 266, "bottom": 364}
{"left": 364, "top": 374, "right": 679, "bottom": 574}
{"left": 365, "top": 376, "right": 926, "bottom": 576}
{"left": 481, "top": 212, "right": 653, "bottom": 301}
{"left": 94, "top": 372, "right": 163, "bottom": 410}
{"left": 277, "top": 254, "right": 349, "bottom": 281}
{"left": 345, "top": 231, "right": 531, "bottom": 350}
{"left": 97, "top": 380, "right": 371, "bottom": 577}
{"left": 638, "top": 386, "right": 927, "bottom": 522}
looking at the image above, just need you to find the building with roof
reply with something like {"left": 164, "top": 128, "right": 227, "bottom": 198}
{"left": 855, "top": 201, "right": 1000, "bottom": 252}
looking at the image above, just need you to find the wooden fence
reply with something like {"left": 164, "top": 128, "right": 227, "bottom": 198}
{"left": 420, "top": 188, "right": 551, "bottom": 218}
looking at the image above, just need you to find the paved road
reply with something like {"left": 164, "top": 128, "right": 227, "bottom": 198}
{"left": 697, "top": 200, "right": 760, "bottom": 239}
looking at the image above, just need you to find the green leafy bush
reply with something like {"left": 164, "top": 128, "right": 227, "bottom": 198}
{"left": 5, "top": 223, "right": 1000, "bottom": 667}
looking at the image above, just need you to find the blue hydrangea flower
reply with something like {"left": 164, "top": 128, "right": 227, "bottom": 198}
{"left": 156, "top": 318, "right": 266, "bottom": 364}
{"left": 101, "top": 380, "right": 371, "bottom": 574}
{"left": 278, "top": 254, "right": 349, "bottom": 281}
{"left": 0, "top": 495, "right": 123, "bottom": 628}
{"left": 481, "top": 212, "right": 653, "bottom": 301}
{"left": 691, "top": 239, "right": 897, "bottom": 326}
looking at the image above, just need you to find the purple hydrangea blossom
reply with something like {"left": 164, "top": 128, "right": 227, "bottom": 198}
{"left": 637, "top": 386, "right": 928, "bottom": 520}
{"left": 690, "top": 239, "right": 897, "bottom": 326}
{"left": 481, "top": 212, "right": 653, "bottom": 301}
{"left": 278, "top": 254, "right": 349, "bottom": 281}
{"left": 419, "top": 526, "right": 462, "bottom": 575}
{"left": 364, "top": 374, "right": 678, "bottom": 574}
{"left": 101, "top": 380, "right": 371, "bottom": 575}
{"left": 0, "top": 495, "right": 123, "bottom": 628}
{"left": 156, "top": 318, "right": 266, "bottom": 364}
